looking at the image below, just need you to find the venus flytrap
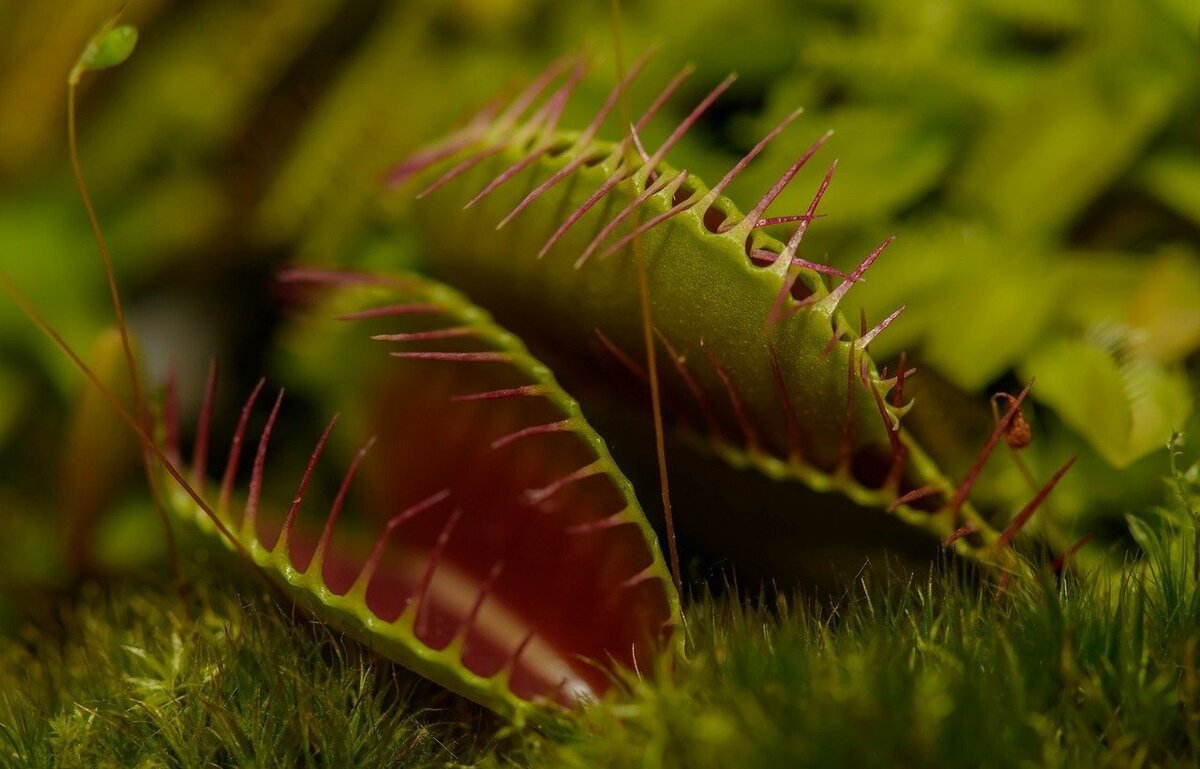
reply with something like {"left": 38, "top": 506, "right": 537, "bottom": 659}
{"left": 397, "top": 55, "right": 1080, "bottom": 579}
{"left": 0, "top": 26, "right": 1091, "bottom": 727}
{"left": 4, "top": 18, "right": 675, "bottom": 723}
{"left": 163, "top": 269, "right": 680, "bottom": 719}
{"left": 2, "top": 263, "right": 682, "bottom": 722}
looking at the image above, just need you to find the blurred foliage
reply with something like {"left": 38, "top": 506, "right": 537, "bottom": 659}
{"left": 726, "top": 0, "right": 1200, "bottom": 529}
{"left": 0, "top": 0, "right": 1197, "bottom": 620}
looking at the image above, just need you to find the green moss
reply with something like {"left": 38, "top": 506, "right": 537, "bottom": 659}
{"left": 519, "top": 448, "right": 1200, "bottom": 768}
{"left": 0, "top": 556, "right": 514, "bottom": 768}
{"left": 7, "top": 472, "right": 1200, "bottom": 769}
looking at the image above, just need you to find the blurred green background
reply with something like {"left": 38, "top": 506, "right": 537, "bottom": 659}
{"left": 0, "top": 0, "right": 1197, "bottom": 622}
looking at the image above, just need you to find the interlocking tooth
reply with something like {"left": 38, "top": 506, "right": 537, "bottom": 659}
{"left": 946, "top": 380, "right": 1034, "bottom": 526}
{"left": 370, "top": 327, "right": 475, "bottom": 342}
{"left": 867, "top": 373, "right": 906, "bottom": 490}
{"left": 450, "top": 384, "right": 545, "bottom": 402}
{"left": 498, "top": 58, "right": 689, "bottom": 231}
{"left": 576, "top": 168, "right": 688, "bottom": 269}
{"left": 414, "top": 508, "right": 465, "bottom": 641}
{"left": 857, "top": 306, "right": 907, "bottom": 358}
{"left": 218, "top": 377, "right": 266, "bottom": 517}
{"left": 390, "top": 350, "right": 512, "bottom": 363}
{"left": 995, "top": 456, "right": 1077, "bottom": 551}
{"left": 768, "top": 160, "right": 838, "bottom": 326}
{"left": 310, "top": 435, "right": 377, "bottom": 577}
{"left": 490, "top": 55, "right": 577, "bottom": 135}
{"left": 633, "top": 74, "right": 736, "bottom": 187}
{"left": 538, "top": 169, "right": 626, "bottom": 259}
{"left": 278, "top": 413, "right": 340, "bottom": 557}
{"left": 524, "top": 461, "right": 604, "bottom": 506}
{"left": 815, "top": 235, "right": 896, "bottom": 316}
{"left": 244, "top": 388, "right": 285, "bottom": 538}
{"left": 352, "top": 488, "right": 452, "bottom": 596}
{"left": 534, "top": 64, "right": 695, "bottom": 256}
{"left": 464, "top": 60, "right": 588, "bottom": 209}
{"left": 490, "top": 419, "right": 572, "bottom": 450}
{"left": 416, "top": 57, "right": 579, "bottom": 200}
{"left": 192, "top": 359, "right": 219, "bottom": 488}
{"left": 386, "top": 88, "right": 510, "bottom": 187}
{"left": 459, "top": 560, "right": 506, "bottom": 644}
{"left": 723, "top": 129, "right": 833, "bottom": 239}
{"left": 603, "top": 106, "right": 806, "bottom": 260}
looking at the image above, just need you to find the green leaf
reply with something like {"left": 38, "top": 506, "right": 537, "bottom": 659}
{"left": 743, "top": 103, "right": 955, "bottom": 228}
{"left": 955, "top": 20, "right": 1185, "bottom": 239}
{"left": 1020, "top": 335, "right": 1193, "bottom": 468}
{"left": 1125, "top": 250, "right": 1200, "bottom": 363}
{"left": 1137, "top": 150, "right": 1200, "bottom": 230}
{"left": 1058, "top": 249, "right": 1200, "bottom": 365}
{"left": 840, "top": 222, "right": 1062, "bottom": 392}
